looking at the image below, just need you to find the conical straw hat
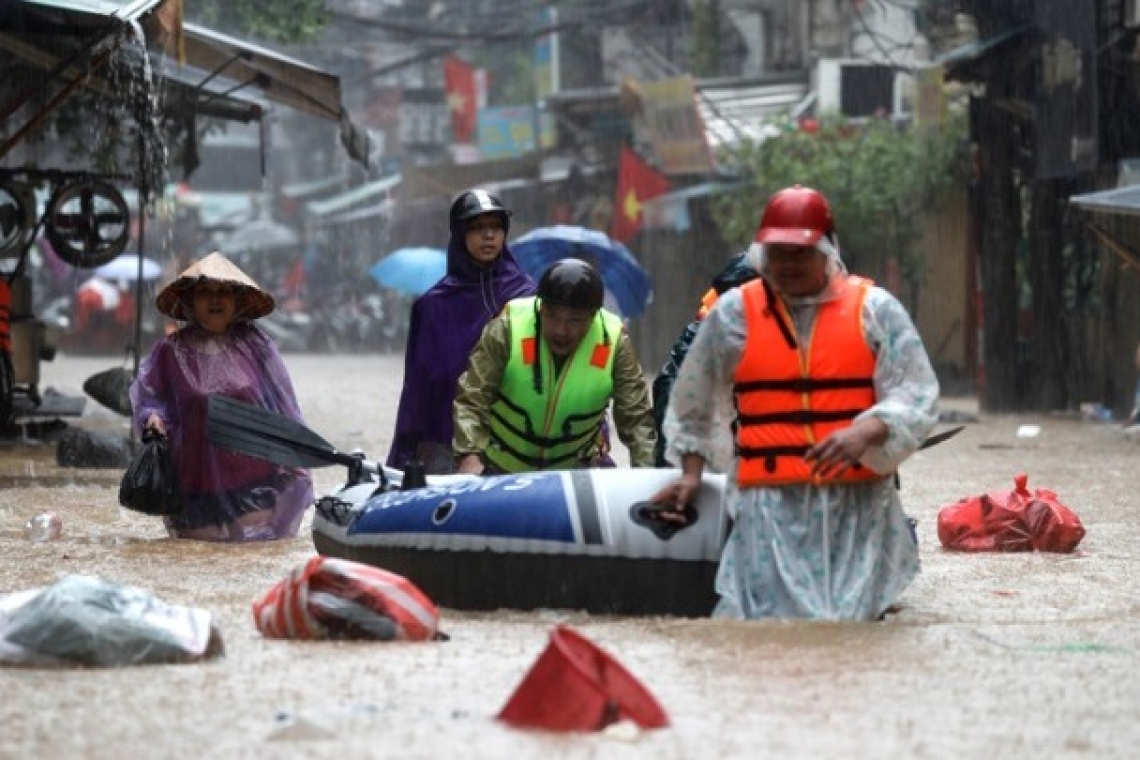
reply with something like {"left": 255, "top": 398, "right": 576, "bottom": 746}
{"left": 156, "top": 251, "right": 275, "bottom": 321}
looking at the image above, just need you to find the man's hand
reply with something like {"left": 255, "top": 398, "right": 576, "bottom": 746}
{"left": 649, "top": 475, "right": 702, "bottom": 524}
{"left": 648, "top": 453, "right": 706, "bottom": 523}
{"left": 455, "top": 453, "right": 485, "bottom": 475}
{"left": 804, "top": 417, "right": 888, "bottom": 479}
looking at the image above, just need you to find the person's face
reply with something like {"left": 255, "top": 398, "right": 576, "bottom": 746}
{"left": 764, "top": 244, "right": 830, "bottom": 297}
{"left": 190, "top": 281, "right": 237, "bottom": 334}
{"left": 464, "top": 213, "right": 506, "bottom": 267}
{"left": 540, "top": 303, "right": 596, "bottom": 359}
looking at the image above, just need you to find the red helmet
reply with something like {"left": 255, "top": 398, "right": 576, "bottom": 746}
{"left": 754, "top": 185, "right": 834, "bottom": 246}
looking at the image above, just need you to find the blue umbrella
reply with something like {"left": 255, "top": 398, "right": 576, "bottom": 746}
{"left": 369, "top": 247, "right": 447, "bottom": 296}
{"left": 511, "top": 225, "right": 653, "bottom": 318}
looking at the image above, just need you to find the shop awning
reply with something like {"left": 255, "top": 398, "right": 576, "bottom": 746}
{"left": 1, "top": 0, "right": 366, "bottom": 163}
{"left": 315, "top": 200, "right": 395, "bottom": 227}
{"left": 7, "top": 0, "right": 165, "bottom": 22}
{"left": 180, "top": 23, "right": 342, "bottom": 122}
{"left": 1069, "top": 184, "right": 1140, "bottom": 216}
{"left": 0, "top": 27, "right": 266, "bottom": 124}
{"left": 1069, "top": 184, "right": 1140, "bottom": 271}
{"left": 281, "top": 171, "right": 352, "bottom": 201}
{"left": 3, "top": 1, "right": 343, "bottom": 122}
{"left": 306, "top": 174, "right": 403, "bottom": 217}
{"left": 697, "top": 78, "right": 811, "bottom": 149}
{"left": 935, "top": 25, "right": 1031, "bottom": 79}
{"left": 642, "top": 181, "right": 743, "bottom": 233}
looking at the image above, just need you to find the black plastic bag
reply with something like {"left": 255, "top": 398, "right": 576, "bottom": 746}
{"left": 118, "top": 430, "right": 182, "bottom": 516}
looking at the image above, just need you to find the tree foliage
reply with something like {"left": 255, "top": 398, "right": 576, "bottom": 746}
{"left": 710, "top": 114, "right": 970, "bottom": 295}
{"left": 691, "top": 0, "right": 722, "bottom": 78}
{"left": 185, "top": 0, "right": 326, "bottom": 43}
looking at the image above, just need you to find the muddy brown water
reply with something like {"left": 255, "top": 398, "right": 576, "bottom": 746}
{"left": 1, "top": 354, "right": 1137, "bottom": 758}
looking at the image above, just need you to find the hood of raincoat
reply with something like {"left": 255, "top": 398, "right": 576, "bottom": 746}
{"left": 385, "top": 228, "right": 536, "bottom": 469}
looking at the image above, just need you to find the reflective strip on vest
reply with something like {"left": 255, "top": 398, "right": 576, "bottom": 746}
{"left": 733, "top": 276, "right": 881, "bottom": 485}
{"left": 487, "top": 298, "right": 620, "bottom": 472}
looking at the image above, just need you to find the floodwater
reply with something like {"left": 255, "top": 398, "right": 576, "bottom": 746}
{"left": 2, "top": 353, "right": 1138, "bottom": 758}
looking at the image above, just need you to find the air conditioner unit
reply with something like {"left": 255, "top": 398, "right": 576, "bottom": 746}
{"left": 816, "top": 59, "right": 899, "bottom": 118}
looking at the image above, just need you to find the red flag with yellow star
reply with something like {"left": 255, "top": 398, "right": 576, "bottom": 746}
{"left": 444, "top": 55, "right": 480, "bottom": 143}
{"left": 610, "top": 146, "right": 669, "bottom": 244}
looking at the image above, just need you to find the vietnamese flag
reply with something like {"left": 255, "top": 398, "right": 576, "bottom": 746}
{"left": 610, "top": 146, "right": 669, "bottom": 244}
{"left": 444, "top": 55, "right": 480, "bottom": 143}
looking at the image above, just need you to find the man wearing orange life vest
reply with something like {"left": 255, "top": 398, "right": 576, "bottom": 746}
{"left": 650, "top": 185, "right": 939, "bottom": 620}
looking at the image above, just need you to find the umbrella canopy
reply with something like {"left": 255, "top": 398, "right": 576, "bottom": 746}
{"left": 369, "top": 247, "right": 446, "bottom": 296}
{"left": 93, "top": 254, "right": 163, "bottom": 282}
{"left": 511, "top": 225, "right": 652, "bottom": 318}
{"left": 76, "top": 277, "right": 121, "bottom": 311}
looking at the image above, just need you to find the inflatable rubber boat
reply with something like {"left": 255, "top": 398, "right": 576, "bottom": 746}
{"left": 206, "top": 395, "right": 729, "bottom": 617}
{"left": 311, "top": 467, "right": 728, "bottom": 616}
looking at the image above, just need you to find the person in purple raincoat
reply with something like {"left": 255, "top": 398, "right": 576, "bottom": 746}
{"left": 130, "top": 252, "right": 314, "bottom": 542}
{"left": 387, "top": 189, "right": 536, "bottom": 474}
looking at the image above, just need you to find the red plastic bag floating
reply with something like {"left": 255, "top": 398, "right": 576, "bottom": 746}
{"left": 253, "top": 557, "right": 441, "bottom": 641}
{"left": 937, "top": 473, "right": 1085, "bottom": 553}
{"left": 498, "top": 624, "right": 670, "bottom": 732}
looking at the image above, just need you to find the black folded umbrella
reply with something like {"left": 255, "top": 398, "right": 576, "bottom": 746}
{"left": 82, "top": 366, "right": 133, "bottom": 417}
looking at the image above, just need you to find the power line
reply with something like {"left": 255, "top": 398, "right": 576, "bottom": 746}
{"left": 327, "top": 0, "right": 653, "bottom": 45}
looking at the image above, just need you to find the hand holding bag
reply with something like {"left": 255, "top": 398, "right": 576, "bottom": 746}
{"left": 118, "top": 429, "right": 183, "bottom": 516}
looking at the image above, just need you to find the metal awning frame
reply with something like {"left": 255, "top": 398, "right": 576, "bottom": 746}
{"left": 180, "top": 22, "right": 343, "bottom": 122}
{"left": 0, "top": 28, "right": 132, "bottom": 160}
{"left": 0, "top": 21, "right": 270, "bottom": 163}
{"left": 1, "top": 0, "right": 348, "bottom": 164}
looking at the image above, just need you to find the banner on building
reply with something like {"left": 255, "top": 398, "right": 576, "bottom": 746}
{"left": 610, "top": 146, "right": 669, "bottom": 243}
{"left": 478, "top": 106, "right": 555, "bottom": 160}
{"left": 915, "top": 65, "right": 945, "bottom": 133}
{"left": 533, "top": 6, "right": 560, "bottom": 101}
{"left": 637, "top": 76, "right": 716, "bottom": 176}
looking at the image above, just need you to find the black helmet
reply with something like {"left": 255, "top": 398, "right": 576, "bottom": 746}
{"left": 449, "top": 188, "right": 511, "bottom": 233}
{"left": 537, "top": 258, "right": 604, "bottom": 311}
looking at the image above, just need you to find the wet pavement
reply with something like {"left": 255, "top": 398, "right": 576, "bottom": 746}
{"left": 1, "top": 353, "right": 1138, "bottom": 758}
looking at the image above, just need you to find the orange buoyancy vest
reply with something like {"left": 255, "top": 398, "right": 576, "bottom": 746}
{"left": 733, "top": 275, "right": 882, "bottom": 486}
{"left": 696, "top": 286, "right": 718, "bottom": 320}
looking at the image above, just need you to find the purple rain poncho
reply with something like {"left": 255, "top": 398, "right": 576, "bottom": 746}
{"left": 130, "top": 322, "right": 314, "bottom": 542}
{"left": 387, "top": 234, "right": 536, "bottom": 471}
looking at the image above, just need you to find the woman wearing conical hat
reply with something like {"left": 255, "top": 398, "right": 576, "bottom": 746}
{"left": 129, "top": 252, "right": 313, "bottom": 541}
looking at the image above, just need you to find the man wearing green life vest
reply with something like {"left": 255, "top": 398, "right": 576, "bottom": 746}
{"left": 453, "top": 258, "right": 656, "bottom": 474}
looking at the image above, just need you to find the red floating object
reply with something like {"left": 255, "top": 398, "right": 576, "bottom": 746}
{"left": 937, "top": 473, "right": 1086, "bottom": 553}
{"left": 498, "top": 625, "right": 670, "bottom": 732}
